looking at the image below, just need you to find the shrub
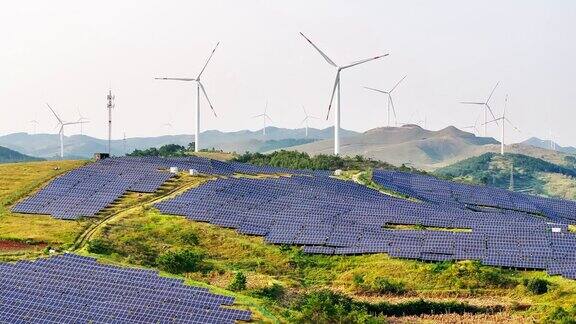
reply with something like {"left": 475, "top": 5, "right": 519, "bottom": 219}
{"left": 543, "top": 307, "right": 576, "bottom": 324}
{"left": 252, "top": 283, "right": 285, "bottom": 301}
{"left": 156, "top": 250, "right": 204, "bottom": 274}
{"left": 439, "top": 261, "right": 516, "bottom": 289}
{"left": 180, "top": 230, "right": 199, "bottom": 245}
{"left": 371, "top": 277, "right": 406, "bottom": 295}
{"left": 87, "top": 239, "right": 113, "bottom": 255}
{"left": 228, "top": 272, "right": 247, "bottom": 291}
{"left": 522, "top": 278, "right": 550, "bottom": 295}
{"left": 291, "top": 290, "right": 376, "bottom": 323}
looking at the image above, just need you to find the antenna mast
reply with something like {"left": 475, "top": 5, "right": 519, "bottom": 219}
{"left": 107, "top": 89, "right": 115, "bottom": 155}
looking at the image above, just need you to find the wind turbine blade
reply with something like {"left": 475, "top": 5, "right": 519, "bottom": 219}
{"left": 299, "top": 32, "right": 337, "bottom": 67}
{"left": 389, "top": 95, "right": 397, "bottom": 121}
{"left": 505, "top": 118, "right": 520, "bottom": 132}
{"left": 482, "top": 118, "right": 501, "bottom": 125}
{"left": 486, "top": 81, "right": 500, "bottom": 104}
{"left": 300, "top": 116, "right": 308, "bottom": 125}
{"left": 252, "top": 114, "right": 265, "bottom": 118}
{"left": 341, "top": 53, "right": 389, "bottom": 69}
{"left": 198, "top": 82, "right": 217, "bottom": 117}
{"left": 390, "top": 75, "right": 407, "bottom": 93}
{"left": 326, "top": 72, "right": 340, "bottom": 120}
{"left": 460, "top": 102, "right": 485, "bottom": 105}
{"left": 46, "top": 103, "right": 63, "bottom": 124}
{"left": 155, "top": 77, "right": 196, "bottom": 81}
{"left": 197, "top": 42, "right": 220, "bottom": 79}
{"left": 485, "top": 104, "right": 499, "bottom": 125}
{"left": 264, "top": 114, "right": 273, "bottom": 122}
{"left": 364, "top": 86, "right": 388, "bottom": 94}
{"left": 302, "top": 105, "right": 308, "bottom": 116}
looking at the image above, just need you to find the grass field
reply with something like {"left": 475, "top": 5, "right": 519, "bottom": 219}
{"left": 3, "top": 160, "right": 576, "bottom": 322}
{"left": 0, "top": 160, "right": 92, "bottom": 256}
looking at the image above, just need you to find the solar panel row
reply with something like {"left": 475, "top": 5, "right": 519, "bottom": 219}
{"left": 0, "top": 254, "right": 251, "bottom": 323}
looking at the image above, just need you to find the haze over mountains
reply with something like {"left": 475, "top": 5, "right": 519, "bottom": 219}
{"left": 522, "top": 137, "right": 576, "bottom": 155}
{"left": 0, "top": 146, "right": 42, "bottom": 163}
{"left": 1, "top": 125, "right": 573, "bottom": 171}
{"left": 0, "top": 127, "right": 359, "bottom": 159}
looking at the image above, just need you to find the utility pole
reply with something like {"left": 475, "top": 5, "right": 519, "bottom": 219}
{"left": 107, "top": 89, "right": 115, "bottom": 155}
{"left": 509, "top": 162, "right": 514, "bottom": 191}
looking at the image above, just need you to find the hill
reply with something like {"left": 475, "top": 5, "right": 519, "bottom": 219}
{"left": 0, "top": 146, "right": 42, "bottom": 163}
{"left": 435, "top": 152, "right": 576, "bottom": 199}
{"left": 2, "top": 159, "right": 576, "bottom": 322}
{"left": 0, "top": 127, "right": 359, "bottom": 159}
{"left": 289, "top": 125, "right": 499, "bottom": 170}
{"left": 522, "top": 137, "right": 576, "bottom": 155}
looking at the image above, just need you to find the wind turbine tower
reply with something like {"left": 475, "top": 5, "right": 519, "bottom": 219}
{"left": 300, "top": 105, "right": 318, "bottom": 137}
{"left": 155, "top": 42, "right": 219, "bottom": 153}
{"left": 107, "top": 89, "right": 115, "bottom": 155}
{"left": 364, "top": 75, "right": 407, "bottom": 127}
{"left": 253, "top": 102, "right": 272, "bottom": 136}
{"left": 484, "top": 94, "right": 520, "bottom": 155}
{"left": 461, "top": 82, "right": 500, "bottom": 136}
{"left": 300, "top": 32, "right": 388, "bottom": 155}
{"left": 46, "top": 103, "right": 88, "bottom": 159}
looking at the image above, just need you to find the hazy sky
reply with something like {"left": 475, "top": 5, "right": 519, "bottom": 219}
{"left": 1, "top": 1, "right": 575, "bottom": 146}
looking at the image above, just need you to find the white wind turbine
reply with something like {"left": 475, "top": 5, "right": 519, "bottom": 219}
{"left": 29, "top": 120, "right": 39, "bottom": 135}
{"left": 300, "top": 32, "right": 389, "bottom": 155}
{"left": 46, "top": 103, "right": 88, "bottom": 159}
{"left": 462, "top": 114, "right": 481, "bottom": 135}
{"left": 484, "top": 94, "right": 520, "bottom": 155}
{"left": 155, "top": 42, "right": 219, "bottom": 152}
{"left": 364, "top": 75, "right": 407, "bottom": 127}
{"left": 460, "top": 82, "right": 500, "bottom": 136}
{"left": 300, "top": 105, "right": 319, "bottom": 137}
{"left": 253, "top": 102, "right": 272, "bottom": 136}
{"left": 77, "top": 107, "right": 89, "bottom": 135}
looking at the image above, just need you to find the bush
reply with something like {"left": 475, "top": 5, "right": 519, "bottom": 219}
{"left": 228, "top": 272, "right": 247, "bottom": 291}
{"left": 291, "top": 290, "right": 377, "bottom": 323}
{"left": 180, "top": 230, "right": 199, "bottom": 245}
{"left": 439, "top": 261, "right": 516, "bottom": 289}
{"left": 156, "top": 250, "right": 204, "bottom": 274}
{"left": 87, "top": 239, "right": 113, "bottom": 255}
{"left": 252, "top": 283, "right": 285, "bottom": 301}
{"left": 371, "top": 277, "right": 406, "bottom": 295}
{"left": 543, "top": 307, "right": 576, "bottom": 324}
{"left": 522, "top": 278, "right": 550, "bottom": 295}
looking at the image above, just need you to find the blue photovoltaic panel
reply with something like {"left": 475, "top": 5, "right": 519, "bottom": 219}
{"left": 0, "top": 254, "right": 251, "bottom": 323}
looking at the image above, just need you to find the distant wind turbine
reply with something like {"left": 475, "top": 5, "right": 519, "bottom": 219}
{"left": 29, "top": 120, "right": 39, "bottom": 135}
{"left": 364, "top": 75, "right": 407, "bottom": 127}
{"left": 163, "top": 122, "right": 174, "bottom": 135}
{"left": 46, "top": 103, "right": 88, "bottom": 159}
{"left": 253, "top": 101, "right": 272, "bottom": 136}
{"left": 77, "top": 107, "right": 89, "bottom": 135}
{"left": 155, "top": 42, "right": 219, "bottom": 153}
{"left": 300, "top": 105, "right": 319, "bottom": 137}
{"left": 300, "top": 32, "right": 389, "bottom": 155}
{"left": 484, "top": 94, "right": 520, "bottom": 155}
{"left": 460, "top": 82, "right": 500, "bottom": 136}
{"left": 462, "top": 114, "right": 482, "bottom": 135}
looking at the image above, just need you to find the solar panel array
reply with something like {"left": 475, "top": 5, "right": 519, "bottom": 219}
{"left": 155, "top": 171, "right": 576, "bottom": 280}
{"left": 11, "top": 156, "right": 308, "bottom": 219}
{"left": 0, "top": 253, "right": 251, "bottom": 323}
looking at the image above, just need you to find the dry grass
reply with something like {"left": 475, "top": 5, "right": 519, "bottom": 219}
{"left": 0, "top": 160, "right": 90, "bottom": 247}
{"left": 539, "top": 172, "right": 576, "bottom": 200}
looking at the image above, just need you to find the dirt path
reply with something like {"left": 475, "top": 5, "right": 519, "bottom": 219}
{"left": 72, "top": 176, "right": 209, "bottom": 251}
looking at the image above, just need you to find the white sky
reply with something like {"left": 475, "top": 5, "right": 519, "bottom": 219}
{"left": 1, "top": 0, "right": 575, "bottom": 146}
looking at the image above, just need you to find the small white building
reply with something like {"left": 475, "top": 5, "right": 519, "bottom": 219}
{"left": 169, "top": 167, "right": 179, "bottom": 174}
{"left": 189, "top": 169, "right": 199, "bottom": 176}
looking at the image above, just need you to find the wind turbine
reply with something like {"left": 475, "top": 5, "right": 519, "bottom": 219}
{"left": 462, "top": 114, "right": 482, "bottom": 135}
{"left": 300, "top": 105, "right": 319, "bottom": 137}
{"left": 364, "top": 75, "right": 407, "bottom": 127}
{"left": 29, "top": 120, "right": 39, "bottom": 135}
{"left": 46, "top": 103, "right": 88, "bottom": 159}
{"left": 155, "top": 42, "right": 219, "bottom": 153}
{"left": 300, "top": 32, "right": 389, "bottom": 155}
{"left": 460, "top": 82, "right": 500, "bottom": 136}
{"left": 77, "top": 107, "right": 89, "bottom": 135}
{"left": 163, "top": 122, "right": 174, "bottom": 135}
{"left": 484, "top": 95, "right": 520, "bottom": 155}
{"left": 253, "top": 101, "right": 272, "bottom": 136}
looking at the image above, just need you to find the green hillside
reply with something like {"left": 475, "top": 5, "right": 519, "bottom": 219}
{"left": 2, "top": 159, "right": 576, "bottom": 322}
{"left": 0, "top": 146, "right": 43, "bottom": 163}
{"left": 435, "top": 152, "right": 576, "bottom": 199}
